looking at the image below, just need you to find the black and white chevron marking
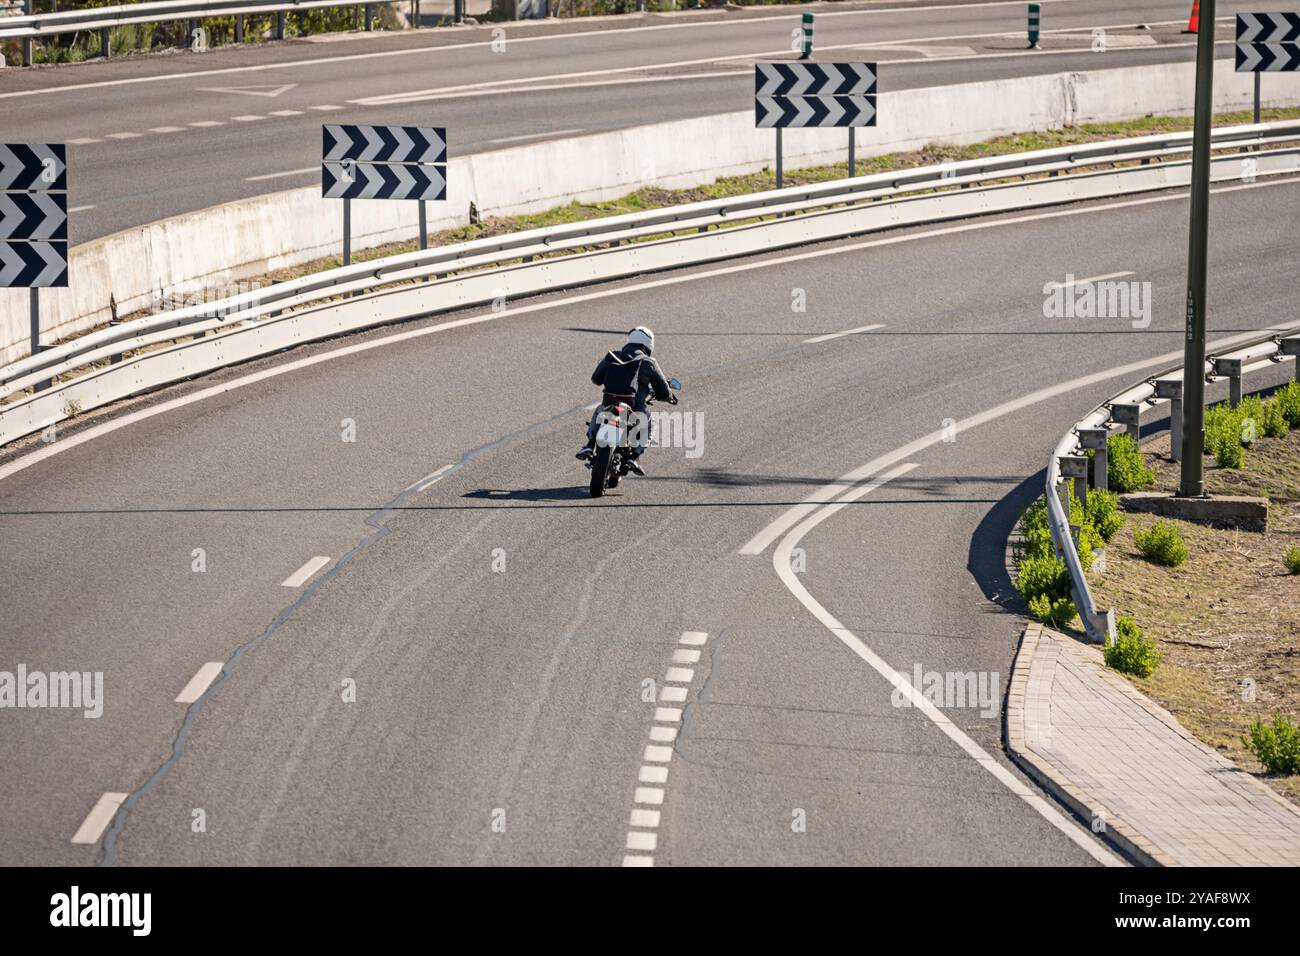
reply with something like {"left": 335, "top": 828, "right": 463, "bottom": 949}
{"left": 0, "top": 240, "right": 68, "bottom": 288}
{"left": 322, "top": 125, "right": 446, "bottom": 163}
{"left": 756, "top": 94, "right": 877, "bottom": 128}
{"left": 322, "top": 162, "right": 447, "bottom": 200}
{"left": 1236, "top": 12, "right": 1300, "bottom": 43}
{"left": 1236, "top": 40, "right": 1300, "bottom": 71}
{"left": 0, "top": 144, "right": 67, "bottom": 192}
{"left": 755, "top": 62, "right": 876, "bottom": 96}
{"left": 0, "top": 193, "right": 67, "bottom": 241}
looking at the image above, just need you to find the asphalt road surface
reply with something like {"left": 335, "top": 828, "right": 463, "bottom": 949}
{"left": 0, "top": 0, "right": 1258, "bottom": 242}
{"left": 1, "top": 168, "right": 1296, "bottom": 866}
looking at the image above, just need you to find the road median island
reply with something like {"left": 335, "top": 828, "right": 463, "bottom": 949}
{"left": 1007, "top": 384, "right": 1300, "bottom": 863}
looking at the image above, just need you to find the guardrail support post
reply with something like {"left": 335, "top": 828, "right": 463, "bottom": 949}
{"left": 1155, "top": 378, "right": 1185, "bottom": 462}
{"left": 848, "top": 128, "right": 856, "bottom": 177}
{"left": 235, "top": 15, "right": 244, "bottom": 43}
{"left": 21, "top": 0, "right": 33, "bottom": 66}
{"left": 1059, "top": 455, "right": 1089, "bottom": 508}
{"left": 343, "top": 198, "right": 352, "bottom": 266}
{"left": 1110, "top": 402, "right": 1141, "bottom": 443}
{"left": 276, "top": 10, "right": 286, "bottom": 40}
{"left": 100, "top": 27, "right": 111, "bottom": 58}
{"left": 1282, "top": 336, "right": 1300, "bottom": 381}
{"left": 1228, "top": 370, "right": 1242, "bottom": 407}
{"left": 1078, "top": 428, "right": 1109, "bottom": 493}
{"left": 365, "top": 4, "right": 374, "bottom": 30}
{"left": 454, "top": 0, "right": 462, "bottom": 22}
{"left": 775, "top": 128, "right": 783, "bottom": 189}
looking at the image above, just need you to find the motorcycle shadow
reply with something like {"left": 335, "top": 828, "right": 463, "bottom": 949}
{"left": 462, "top": 486, "right": 605, "bottom": 502}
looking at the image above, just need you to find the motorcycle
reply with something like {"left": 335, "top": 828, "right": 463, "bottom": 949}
{"left": 585, "top": 378, "right": 682, "bottom": 498}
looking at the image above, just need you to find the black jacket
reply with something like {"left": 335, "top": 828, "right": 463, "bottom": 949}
{"left": 591, "top": 344, "right": 671, "bottom": 410}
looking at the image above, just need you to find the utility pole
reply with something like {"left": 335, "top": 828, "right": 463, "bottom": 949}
{"left": 1178, "top": 0, "right": 1216, "bottom": 498}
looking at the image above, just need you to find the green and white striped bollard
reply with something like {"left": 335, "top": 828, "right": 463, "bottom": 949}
{"left": 800, "top": 12, "right": 814, "bottom": 60}
{"left": 1028, "top": 4, "right": 1040, "bottom": 49}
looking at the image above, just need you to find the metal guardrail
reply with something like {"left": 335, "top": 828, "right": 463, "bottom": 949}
{"left": 1048, "top": 324, "right": 1300, "bottom": 644}
{"left": 2, "top": 121, "right": 1299, "bottom": 449}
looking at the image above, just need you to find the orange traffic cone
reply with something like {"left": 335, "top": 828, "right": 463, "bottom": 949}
{"left": 1184, "top": 0, "right": 1199, "bottom": 33}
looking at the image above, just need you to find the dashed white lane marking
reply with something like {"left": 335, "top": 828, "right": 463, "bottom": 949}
{"left": 71, "top": 792, "right": 127, "bottom": 845}
{"left": 246, "top": 166, "right": 318, "bottom": 182}
{"left": 270, "top": 109, "right": 304, "bottom": 116}
{"left": 281, "top": 555, "right": 331, "bottom": 588}
{"left": 189, "top": 120, "right": 223, "bottom": 127}
{"left": 231, "top": 114, "right": 266, "bottom": 122}
{"left": 672, "top": 648, "right": 699, "bottom": 664}
{"left": 149, "top": 126, "right": 185, "bottom": 133}
{"left": 310, "top": 104, "right": 344, "bottom": 111}
{"left": 1044, "top": 271, "right": 1135, "bottom": 290}
{"left": 106, "top": 132, "right": 141, "bottom": 139}
{"left": 623, "top": 630, "right": 708, "bottom": 867}
{"left": 67, "top": 204, "right": 95, "bottom": 213}
{"left": 768, "top": 462, "right": 1124, "bottom": 866}
{"left": 66, "top": 137, "right": 101, "bottom": 145}
{"left": 803, "top": 322, "right": 886, "bottom": 345}
{"left": 175, "top": 662, "right": 224, "bottom": 704}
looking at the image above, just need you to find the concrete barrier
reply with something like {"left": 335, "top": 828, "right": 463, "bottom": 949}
{"left": 3, "top": 58, "right": 1297, "bottom": 365}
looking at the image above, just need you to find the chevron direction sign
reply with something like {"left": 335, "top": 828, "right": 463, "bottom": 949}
{"left": 0, "top": 240, "right": 67, "bottom": 289}
{"left": 1, "top": 143, "right": 68, "bottom": 289}
{"left": 755, "top": 62, "right": 877, "bottom": 127}
{"left": 0, "top": 143, "right": 67, "bottom": 192}
{"left": 1236, "top": 13, "right": 1300, "bottom": 71}
{"left": 322, "top": 162, "right": 447, "bottom": 201}
{"left": 322, "top": 125, "right": 446, "bottom": 164}
{"left": 0, "top": 193, "right": 67, "bottom": 241}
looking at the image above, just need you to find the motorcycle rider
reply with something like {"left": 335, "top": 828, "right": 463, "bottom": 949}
{"left": 576, "top": 326, "right": 676, "bottom": 476}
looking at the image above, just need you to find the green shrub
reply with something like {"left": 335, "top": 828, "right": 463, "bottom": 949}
{"left": 1106, "top": 433, "right": 1155, "bottom": 493}
{"left": 1134, "top": 520, "right": 1189, "bottom": 567}
{"left": 1212, "top": 428, "right": 1246, "bottom": 469}
{"left": 1028, "top": 592, "right": 1077, "bottom": 628}
{"left": 1286, "top": 546, "right": 1300, "bottom": 575}
{"left": 1015, "top": 495, "right": 1053, "bottom": 560}
{"left": 1262, "top": 399, "right": 1289, "bottom": 438}
{"left": 1238, "top": 395, "right": 1265, "bottom": 446}
{"left": 1085, "top": 489, "right": 1126, "bottom": 543}
{"left": 1276, "top": 382, "right": 1300, "bottom": 429}
{"left": 1244, "top": 715, "right": 1300, "bottom": 775}
{"left": 1016, "top": 552, "right": 1073, "bottom": 605}
{"left": 1104, "top": 616, "right": 1161, "bottom": 678}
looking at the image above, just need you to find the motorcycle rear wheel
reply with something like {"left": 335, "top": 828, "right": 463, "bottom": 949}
{"left": 590, "top": 446, "right": 613, "bottom": 498}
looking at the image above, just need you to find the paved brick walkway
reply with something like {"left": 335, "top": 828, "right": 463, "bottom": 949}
{"left": 1007, "top": 624, "right": 1300, "bottom": 866}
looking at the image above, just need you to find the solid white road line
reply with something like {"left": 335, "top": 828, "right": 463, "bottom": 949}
{"left": 175, "top": 662, "right": 224, "bottom": 704}
{"left": 1044, "top": 271, "right": 1135, "bottom": 290}
{"left": 245, "top": 166, "right": 318, "bottom": 182}
{"left": 768, "top": 464, "right": 1122, "bottom": 866}
{"left": 487, "top": 128, "right": 586, "bottom": 145}
{"left": 281, "top": 555, "right": 331, "bottom": 588}
{"left": 803, "top": 322, "right": 886, "bottom": 344}
{"left": 4, "top": 178, "right": 1295, "bottom": 491}
{"left": 71, "top": 792, "right": 127, "bottom": 845}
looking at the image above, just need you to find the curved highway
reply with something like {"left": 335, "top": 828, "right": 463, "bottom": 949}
{"left": 0, "top": 0, "right": 1256, "bottom": 243}
{"left": 1, "top": 168, "right": 1297, "bottom": 865}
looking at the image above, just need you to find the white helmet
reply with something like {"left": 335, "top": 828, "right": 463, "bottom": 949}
{"left": 626, "top": 326, "right": 654, "bottom": 353}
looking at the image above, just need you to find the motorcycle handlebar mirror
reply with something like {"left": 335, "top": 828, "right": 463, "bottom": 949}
{"left": 668, "top": 378, "right": 682, "bottom": 391}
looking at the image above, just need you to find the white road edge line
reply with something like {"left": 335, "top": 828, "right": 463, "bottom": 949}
{"left": 769, "top": 462, "right": 1124, "bottom": 867}
{"left": 246, "top": 166, "right": 319, "bottom": 182}
{"left": 175, "top": 661, "right": 224, "bottom": 704}
{"left": 71, "top": 792, "right": 128, "bottom": 845}
{"left": 281, "top": 555, "right": 331, "bottom": 588}
{"left": 803, "top": 322, "right": 886, "bottom": 344}
{"left": 1044, "top": 270, "right": 1135, "bottom": 290}
{"left": 2, "top": 177, "right": 1294, "bottom": 489}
